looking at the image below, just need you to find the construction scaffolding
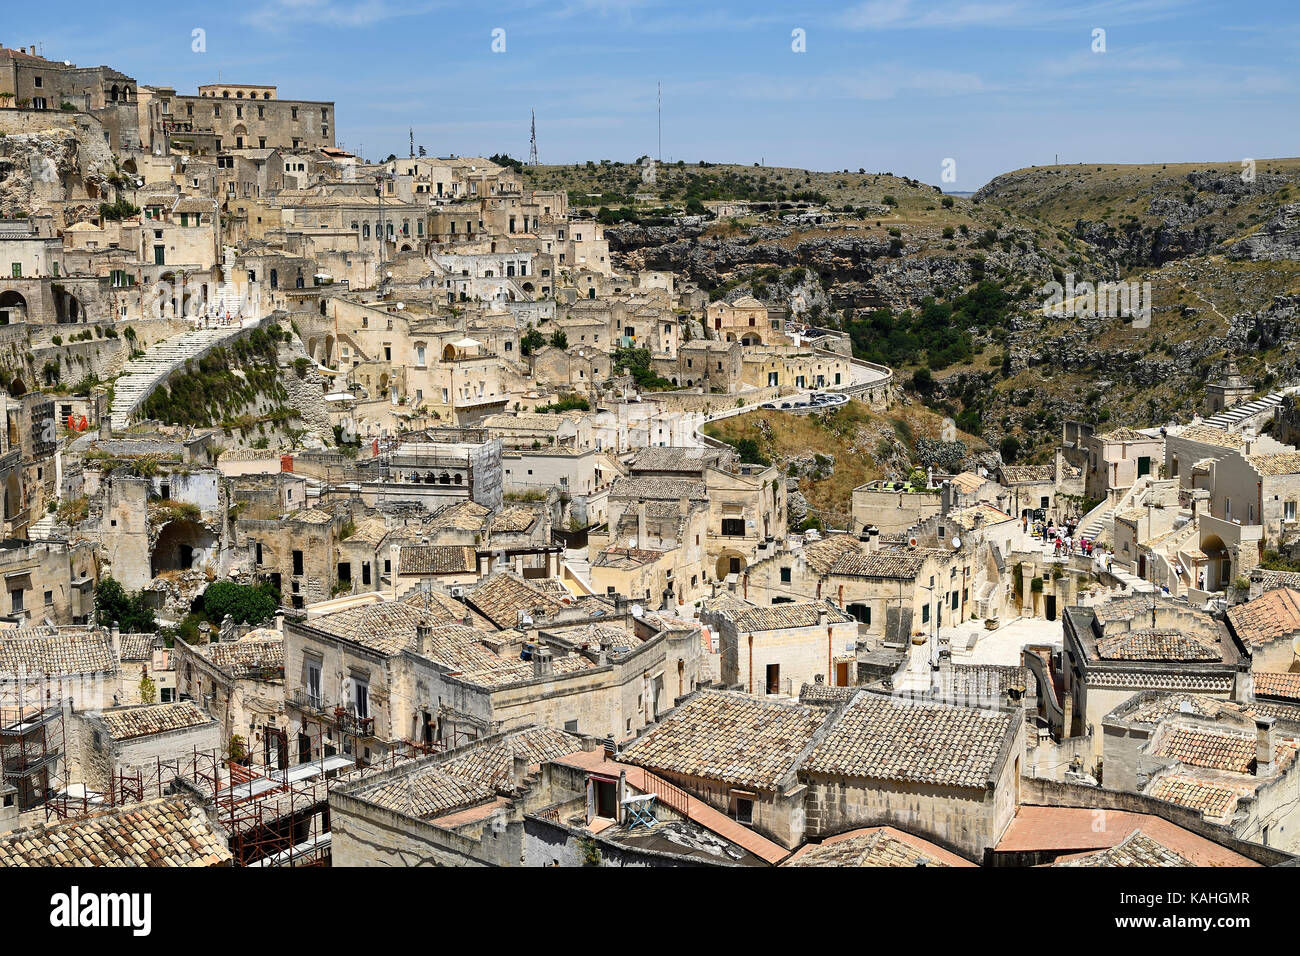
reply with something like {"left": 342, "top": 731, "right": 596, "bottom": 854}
{"left": 40, "top": 712, "right": 442, "bottom": 866}
{"left": 0, "top": 700, "right": 66, "bottom": 813}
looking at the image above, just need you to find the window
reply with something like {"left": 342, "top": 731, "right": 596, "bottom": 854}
{"left": 305, "top": 660, "right": 322, "bottom": 708}
{"left": 922, "top": 604, "right": 930, "bottom": 624}
{"left": 161, "top": 687, "right": 174, "bottom": 703}
{"left": 9, "top": 589, "right": 22, "bottom": 613}
{"left": 352, "top": 678, "right": 369, "bottom": 719}
{"left": 43, "top": 590, "right": 52, "bottom": 606}
{"left": 292, "top": 550, "right": 304, "bottom": 575}
{"left": 1287, "top": 501, "right": 1297, "bottom": 522}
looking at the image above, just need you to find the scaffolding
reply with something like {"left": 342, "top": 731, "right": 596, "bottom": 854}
{"left": 39, "top": 708, "right": 442, "bottom": 866}
{"left": 0, "top": 700, "right": 66, "bottom": 813}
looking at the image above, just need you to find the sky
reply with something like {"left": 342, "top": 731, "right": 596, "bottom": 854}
{"left": 6, "top": 0, "right": 1299, "bottom": 189}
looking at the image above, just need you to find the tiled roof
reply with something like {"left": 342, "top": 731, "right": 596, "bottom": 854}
{"left": 1117, "top": 693, "right": 1244, "bottom": 726}
{"left": 1174, "top": 423, "right": 1243, "bottom": 449}
{"left": 398, "top": 545, "right": 478, "bottom": 575}
{"left": 946, "top": 504, "right": 1015, "bottom": 531}
{"left": 1228, "top": 588, "right": 1300, "bottom": 647}
{"left": 427, "top": 500, "right": 490, "bottom": 531}
{"left": 1247, "top": 451, "right": 1300, "bottom": 477}
{"left": 118, "top": 633, "right": 157, "bottom": 661}
{"left": 438, "top": 727, "right": 580, "bottom": 787}
{"left": 0, "top": 629, "right": 116, "bottom": 676}
{"left": 1254, "top": 671, "right": 1300, "bottom": 702}
{"left": 827, "top": 546, "right": 944, "bottom": 580}
{"left": 1146, "top": 775, "right": 1254, "bottom": 823}
{"left": 1154, "top": 724, "right": 1296, "bottom": 774}
{"left": 1000, "top": 465, "right": 1054, "bottom": 484}
{"left": 1254, "top": 569, "right": 1300, "bottom": 593}
{"left": 800, "top": 534, "right": 863, "bottom": 574}
{"left": 99, "top": 701, "right": 213, "bottom": 741}
{"left": 799, "top": 683, "right": 858, "bottom": 705}
{"left": 1052, "top": 830, "right": 1190, "bottom": 867}
{"left": 0, "top": 797, "right": 231, "bottom": 867}
{"left": 490, "top": 508, "right": 537, "bottom": 533}
{"left": 305, "top": 601, "right": 427, "bottom": 655}
{"left": 1095, "top": 629, "right": 1221, "bottom": 662}
{"left": 609, "top": 476, "right": 707, "bottom": 501}
{"left": 1096, "top": 426, "right": 1154, "bottom": 443}
{"left": 467, "top": 571, "right": 566, "bottom": 629}
{"left": 714, "top": 601, "right": 853, "bottom": 632}
{"left": 359, "top": 727, "right": 580, "bottom": 820}
{"left": 785, "top": 828, "right": 970, "bottom": 867}
{"left": 205, "top": 638, "right": 284, "bottom": 678}
{"left": 621, "top": 690, "right": 829, "bottom": 791}
{"left": 946, "top": 472, "right": 987, "bottom": 495}
{"left": 803, "top": 692, "right": 1016, "bottom": 789}
{"left": 629, "top": 446, "right": 725, "bottom": 474}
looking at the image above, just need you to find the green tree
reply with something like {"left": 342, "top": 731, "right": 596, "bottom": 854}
{"left": 201, "top": 580, "right": 280, "bottom": 626}
{"left": 549, "top": 329, "right": 568, "bottom": 349}
{"left": 1000, "top": 435, "right": 1022, "bottom": 462}
{"left": 520, "top": 327, "right": 546, "bottom": 356}
{"left": 93, "top": 575, "right": 158, "bottom": 632}
{"left": 139, "top": 674, "right": 157, "bottom": 704}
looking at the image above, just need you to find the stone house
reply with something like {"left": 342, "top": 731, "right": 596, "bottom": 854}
{"left": 1058, "top": 595, "right": 1245, "bottom": 767}
{"left": 799, "top": 689, "right": 1024, "bottom": 860}
{"left": 701, "top": 599, "right": 858, "bottom": 694}
{"left": 69, "top": 700, "right": 221, "bottom": 795}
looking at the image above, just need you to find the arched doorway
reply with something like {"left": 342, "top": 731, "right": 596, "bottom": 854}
{"left": 715, "top": 550, "right": 746, "bottom": 580}
{"left": 0, "top": 290, "right": 27, "bottom": 325}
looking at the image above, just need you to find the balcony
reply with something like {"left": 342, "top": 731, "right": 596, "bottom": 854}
{"left": 288, "top": 691, "right": 376, "bottom": 737}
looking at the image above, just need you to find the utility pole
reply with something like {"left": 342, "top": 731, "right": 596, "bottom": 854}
{"left": 657, "top": 82, "right": 662, "bottom": 164}
{"left": 409, "top": 128, "right": 414, "bottom": 159}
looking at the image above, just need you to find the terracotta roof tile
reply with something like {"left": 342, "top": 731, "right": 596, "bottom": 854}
{"left": 803, "top": 692, "right": 1016, "bottom": 789}
{"left": 0, "top": 797, "right": 230, "bottom": 867}
{"left": 621, "top": 690, "right": 829, "bottom": 792}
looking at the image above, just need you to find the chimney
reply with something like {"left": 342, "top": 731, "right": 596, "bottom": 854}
{"left": 817, "top": 605, "right": 829, "bottom": 629}
{"left": 109, "top": 623, "right": 120, "bottom": 660}
{"left": 415, "top": 618, "right": 433, "bottom": 654}
{"left": 866, "top": 526, "right": 880, "bottom": 553}
{"left": 1256, "top": 716, "right": 1277, "bottom": 776}
{"left": 636, "top": 498, "right": 647, "bottom": 546}
{"left": 511, "top": 754, "right": 529, "bottom": 786}
{"left": 532, "top": 644, "right": 554, "bottom": 679}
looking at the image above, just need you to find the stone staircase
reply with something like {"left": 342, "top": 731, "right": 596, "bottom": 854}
{"left": 109, "top": 325, "right": 255, "bottom": 430}
{"left": 1202, "top": 389, "right": 1297, "bottom": 430}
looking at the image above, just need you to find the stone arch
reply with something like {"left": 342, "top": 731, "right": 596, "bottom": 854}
{"left": 0, "top": 290, "right": 28, "bottom": 325}
{"left": 715, "top": 550, "right": 747, "bottom": 580}
{"left": 151, "top": 519, "right": 217, "bottom": 576}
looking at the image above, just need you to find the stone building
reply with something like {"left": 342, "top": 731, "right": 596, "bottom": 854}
{"left": 145, "top": 84, "right": 335, "bottom": 154}
{"left": 701, "top": 598, "right": 858, "bottom": 694}
{"left": 1057, "top": 595, "right": 1244, "bottom": 768}
{"left": 68, "top": 700, "right": 220, "bottom": 795}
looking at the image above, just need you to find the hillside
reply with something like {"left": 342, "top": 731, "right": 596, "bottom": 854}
{"left": 702, "top": 399, "right": 989, "bottom": 529}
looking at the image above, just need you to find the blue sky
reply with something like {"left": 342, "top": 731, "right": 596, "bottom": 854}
{"left": 7, "top": 0, "right": 1298, "bottom": 188}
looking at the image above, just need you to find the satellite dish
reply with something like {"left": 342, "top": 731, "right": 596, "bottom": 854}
{"left": 396, "top": 302, "right": 404, "bottom": 309}
{"left": 951, "top": 536, "right": 961, "bottom": 549}
{"left": 630, "top": 604, "right": 644, "bottom": 619}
